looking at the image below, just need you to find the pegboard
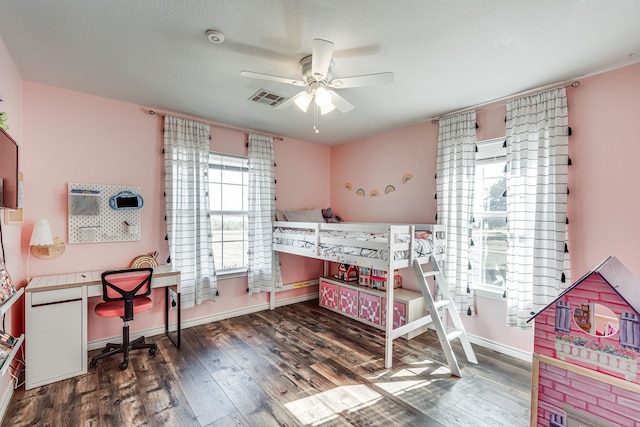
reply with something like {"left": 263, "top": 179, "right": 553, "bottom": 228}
{"left": 68, "top": 183, "right": 142, "bottom": 244}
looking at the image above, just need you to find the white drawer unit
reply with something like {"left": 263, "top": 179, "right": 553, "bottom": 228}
{"left": 319, "top": 277, "right": 427, "bottom": 339}
{"left": 25, "top": 286, "right": 87, "bottom": 390}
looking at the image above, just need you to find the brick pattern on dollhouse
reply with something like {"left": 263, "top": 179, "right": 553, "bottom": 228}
{"left": 530, "top": 256, "right": 640, "bottom": 427}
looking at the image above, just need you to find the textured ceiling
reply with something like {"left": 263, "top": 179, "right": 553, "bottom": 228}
{"left": 1, "top": 0, "right": 639, "bottom": 145}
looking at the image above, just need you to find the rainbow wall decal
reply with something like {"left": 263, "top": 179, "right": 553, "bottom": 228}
{"left": 355, "top": 188, "right": 365, "bottom": 196}
{"left": 385, "top": 185, "right": 396, "bottom": 194}
{"left": 402, "top": 173, "right": 413, "bottom": 184}
{"left": 369, "top": 189, "right": 379, "bottom": 197}
{"left": 344, "top": 182, "right": 352, "bottom": 190}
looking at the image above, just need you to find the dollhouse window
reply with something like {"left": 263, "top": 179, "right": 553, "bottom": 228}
{"left": 620, "top": 312, "right": 640, "bottom": 350}
{"left": 555, "top": 301, "right": 571, "bottom": 332}
{"left": 549, "top": 413, "right": 566, "bottom": 427}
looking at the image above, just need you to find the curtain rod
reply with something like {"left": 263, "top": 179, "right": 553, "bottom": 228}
{"left": 147, "top": 109, "right": 284, "bottom": 141}
{"left": 430, "top": 80, "right": 580, "bottom": 123}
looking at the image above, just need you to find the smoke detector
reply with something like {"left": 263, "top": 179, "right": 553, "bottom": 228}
{"left": 206, "top": 29, "right": 225, "bottom": 44}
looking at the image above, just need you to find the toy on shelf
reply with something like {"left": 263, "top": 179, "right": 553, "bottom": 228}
{"left": 335, "top": 263, "right": 358, "bottom": 282}
{"left": 365, "top": 267, "right": 402, "bottom": 290}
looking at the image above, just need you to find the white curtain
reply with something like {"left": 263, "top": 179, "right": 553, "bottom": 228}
{"left": 505, "top": 87, "right": 570, "bottom": 328}
{"left": 163, "top": 115, "right": 216, "bottom": 309}
{"left": 247, "top": 133, "right": 282, "bottom": 294}
{"left": 436, "top": 112, "right": 476, "bottom": 314}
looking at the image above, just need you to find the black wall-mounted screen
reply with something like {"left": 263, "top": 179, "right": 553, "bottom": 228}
{"left": 0, "top": 128, "right": 19, "bottom": 210}
{"left": 116, "top": 196, "right": 140, "bottom": 209}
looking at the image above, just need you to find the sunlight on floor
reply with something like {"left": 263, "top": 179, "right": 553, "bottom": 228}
{"left": 284, "top": 384, "right": 383, "bottom": 426}
{"left": 284, "top": 358, "right": 452, "bottom": 426}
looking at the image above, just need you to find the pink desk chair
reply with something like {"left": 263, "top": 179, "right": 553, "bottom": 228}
{"left": 89, "top": 267, "right": 157, "bottom": 370}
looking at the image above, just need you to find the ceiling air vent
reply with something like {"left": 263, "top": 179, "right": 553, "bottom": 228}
{"left": 249, "top": 89, "right": 286, "bottom": 107}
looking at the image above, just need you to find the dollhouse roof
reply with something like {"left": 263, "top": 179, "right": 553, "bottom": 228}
{"left": 528, "top": 256, "right": 640, "bottom": 322}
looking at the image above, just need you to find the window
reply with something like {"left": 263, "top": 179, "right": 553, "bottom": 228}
{"left": 470, "top": 138, "right": 507, "bottom": 292}
{"left": 209, "top": 152, "right": 249, "bottom": 275}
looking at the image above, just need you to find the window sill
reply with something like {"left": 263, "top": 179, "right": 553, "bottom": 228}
{"left": 217, "top": 268, "right": 248, "bottom": 280}
{"left": 474, "top": 284, "right": 506, "bottom": 301}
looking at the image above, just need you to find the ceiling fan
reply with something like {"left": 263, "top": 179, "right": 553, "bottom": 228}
{"left": 240, "top": 38, "right": 394, "bottom": 117}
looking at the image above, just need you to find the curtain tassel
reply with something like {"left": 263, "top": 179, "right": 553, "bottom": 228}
{"left": 216, "top": 290, "right": 220, "bottom": 297}
{"left": 561, "top": 272, "right": 566, "bottom": 283}
{"left": 167, "top": 256, "right": 171, "bottom": 263}
{"left": 502, "top": 289, "right": 507, "bottom": 298}
{"left": 466, "top": 285, "right": 471, "bottom": 293}
{"left": 565, "top": 243, "right": 569, "bottom": 253}
{"left": 434, "top": 193, "right": 437, "bottom": 199}
{"left": 435, "top": 213, "right": 438, "bottom": 221}
{"left": 568, "top": 157, "right": 572, "bottom": 166}
{"left": 568, "top": 127, "right": 572, "bottom": 136}
{"left": 468, "top": 262, "right": 472, "bottom": 270}
{"left": 502, "top": 139, "right": 507, "bottom": 148}
{"left": 467, "top": 306, "right": 472, "bottom": 315}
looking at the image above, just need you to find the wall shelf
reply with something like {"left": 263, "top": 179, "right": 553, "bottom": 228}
{"left": 0, "top": 287, "right": 25, "bottom": 377}
{"left": 0, "top": 287, "right": 23, "bottom": 317}
{"left": 0, "top": 334, "right": 24, "bottom": 377}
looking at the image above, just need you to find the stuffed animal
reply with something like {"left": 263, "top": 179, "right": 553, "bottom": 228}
{"left": 322, "top": 207, "right": 343, "bottom": 223}
{"left": 0, "top": 112, "right": 8, "bottom": 131}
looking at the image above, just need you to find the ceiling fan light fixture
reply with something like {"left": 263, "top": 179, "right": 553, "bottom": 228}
{"left": 320, "top": 103, "right": 335, "bottom": 115}
{"left": 314, "top": 86, "right": 332, "bottom": 107}
{"left": 294, "top": 91, "right": 313, "bottom": 112}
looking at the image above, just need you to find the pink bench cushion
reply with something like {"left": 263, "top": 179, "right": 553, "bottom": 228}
{"left": 94, "top": 296, "right": 153, "bottom": 318}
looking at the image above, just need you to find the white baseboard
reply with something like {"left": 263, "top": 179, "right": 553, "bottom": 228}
{"left": 88, "top": 292, "right": 319, "bottom": 351}
{"left": 466, "top": 333, "right": 532, "bottom": 363}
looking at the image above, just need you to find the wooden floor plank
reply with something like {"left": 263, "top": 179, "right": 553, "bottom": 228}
{"left": 3, "top": 300, "right": 531, "bottom": 426}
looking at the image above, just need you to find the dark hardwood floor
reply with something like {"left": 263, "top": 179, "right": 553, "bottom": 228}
{"left": 3, "top": 300, "right": 532, "bottom": 426}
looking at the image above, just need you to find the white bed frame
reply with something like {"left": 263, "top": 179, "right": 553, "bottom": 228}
{"left": 272, "top": 221, "right": 446, "bottom": 368}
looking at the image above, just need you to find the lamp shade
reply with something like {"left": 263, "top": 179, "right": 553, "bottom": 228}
{"left": 30, "top": 219, "right": 54, "bottom": 246}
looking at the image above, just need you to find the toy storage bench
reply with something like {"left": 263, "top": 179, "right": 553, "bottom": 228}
{"left": 319, "top": 276, "right": 427, "bottom": 339}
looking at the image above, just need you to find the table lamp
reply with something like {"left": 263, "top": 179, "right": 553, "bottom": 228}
{"left": 30, "top": 219, "right": 65, "bottom": 259}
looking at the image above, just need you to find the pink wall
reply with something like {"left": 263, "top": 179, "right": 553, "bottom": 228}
{"left": 329, "top": 62, "right": 640, "bottom": 355}
{"left": 17, "top": 82, "right": 329, "bottom": 342}
{"left": 567, "top": 62, "right": 640, "bottom": 279}
{"left": 331, "top": 121, "right": 439, "bottom": 223}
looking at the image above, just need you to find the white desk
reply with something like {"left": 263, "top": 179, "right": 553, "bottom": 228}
{"left": 25, "top": 265, "right": 180, "bottom": 390}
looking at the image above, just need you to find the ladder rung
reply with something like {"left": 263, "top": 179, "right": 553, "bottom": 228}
{"left": 423, "top": 271, "right": 437, "bottom": 278}
{"left": 446, "top": 330, "right": 464, "bottom": 342}
{"left": 433, "top": 300, "right": 450, "bottom": 310}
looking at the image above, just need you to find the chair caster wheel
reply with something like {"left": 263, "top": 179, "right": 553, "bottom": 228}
{"left": 149, "top": 347, "right": 157, "bottom": 356}
{"left": 119, "top": 362, "right": 128, "bottom": 370}
{"left": 90, "top": 360, "right": 98, "bottom": 368}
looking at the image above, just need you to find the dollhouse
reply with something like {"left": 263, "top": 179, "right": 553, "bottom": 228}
{"left": 529, "top": 256, "right": 640, "bottom": 427}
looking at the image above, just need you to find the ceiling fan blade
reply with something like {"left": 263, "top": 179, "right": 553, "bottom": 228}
{"left": 275, "top": 90, "right": 312, "bottom": 112}
{"left": 311, "top": 38, "right": 334, "bottom": 80}
{"left": 329, "top": 72, "right": 394, "bottom": 89}
{"left": 328, "top": 90, "right": 354, "bottom": 113}
{"left": 240, "top": 70, "right": 306, "bottom": 87}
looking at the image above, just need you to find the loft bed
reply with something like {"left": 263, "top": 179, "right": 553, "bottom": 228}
{"left": 272, "top": 221, "right": 446, "bottom": 368}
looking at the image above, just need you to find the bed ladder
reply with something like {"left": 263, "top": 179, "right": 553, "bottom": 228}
{"left": 412, "top": 259, "right": 478, "bottom": 377}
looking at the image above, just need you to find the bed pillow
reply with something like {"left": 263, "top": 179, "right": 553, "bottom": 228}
{"left": 284, "top": 207, "right": 325, "bottom": 223}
